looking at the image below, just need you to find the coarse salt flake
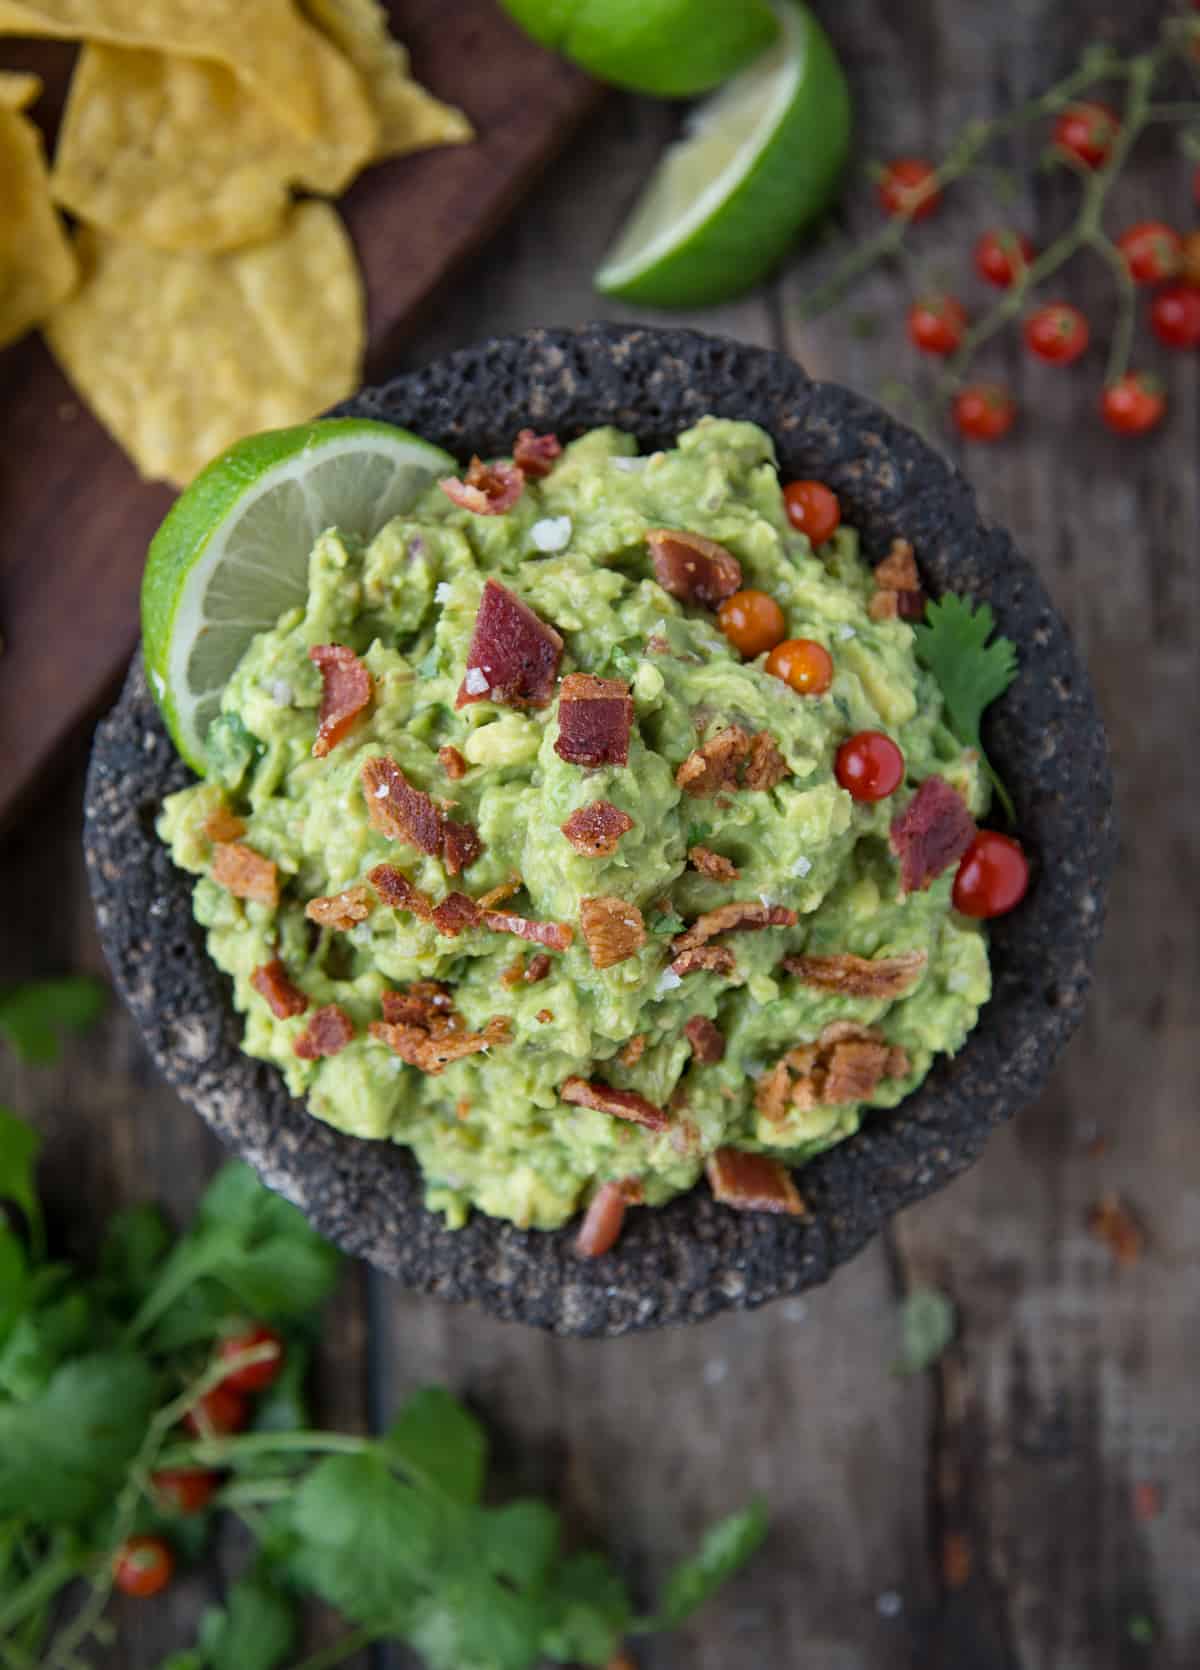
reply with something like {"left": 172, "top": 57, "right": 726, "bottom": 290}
{"left": 612, "top": 456, "right": 647, "bottom": 473}
{"left": 530, "top": 516, "right": 572, "bottom": 552}
{"left": 656, "top": 968, "right": 682, "bottom": 994}
{"left": 464, "top": 667, "right": 490, "bottom": 696}
{"left": 791, "top": 856, "right": 812, "bottom": 878}
{"left": 268, "top": 679, "right": 294, "bottom": 706}
{"left": 947, "top": 971, "right": 971, "bottom": 993}
{"left": 373, "top": 782, "right": 390, "bottom": 798}
{"left": 838, "top": 624, "right": 857, "bottom": 640}
{"left": 434, "top": 581, "right": 451, "bottom": 602}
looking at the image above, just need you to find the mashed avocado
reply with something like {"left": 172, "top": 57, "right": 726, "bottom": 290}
{"left": 160, "top": 418, "right": 991, "bottom": 1232}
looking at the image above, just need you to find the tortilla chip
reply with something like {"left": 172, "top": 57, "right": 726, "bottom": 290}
{"left": 44, "top": 203, "right": 364, "bottom": 487}
{"left": 0, "top": 72, "right": 77, "bottom": 350}
{"left": 51, "top": 43, "right": 377, "bottom": 251}
{"left": 0, "top": 0, "right": 361, "bottom": 140}
{"left": 302, "top": 0, "right": 472, "bottom": 157}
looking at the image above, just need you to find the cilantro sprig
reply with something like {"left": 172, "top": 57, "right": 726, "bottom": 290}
{"left": 0, "top": 975, "right": 106, "bottom": 1065}
{"left": 914, "top": 594, "right": 1019, "bottom": 824}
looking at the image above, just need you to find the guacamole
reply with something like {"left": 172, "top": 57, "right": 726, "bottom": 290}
{"left": 160, "top": 418, "right": 991, "bottom": 1234}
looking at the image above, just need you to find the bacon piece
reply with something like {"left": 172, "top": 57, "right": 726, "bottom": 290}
{"left": 211, "top": 841, "right": 279, "bottom": 906}
{"left": 362, "top": 756, "right": 484, "bottom": 877}
{"left": 536, "top": 1008, "right": 554, "bottom": 1023}
{"left": 309, "top": 644, "right": 372, "bottom": 758}
{"left": 673, "top": 900, "right": 797, "bottom": 955}
{"left": 561, "top": 800, "right": 634, "bottom": 856}
{"left": 671, "top": 945, "right": 736, "bottom": 978}
{"left": 575, "top": 1177, "right": 644, "bottom": 1258}
{"left": 619, "top": 1034, "right": 647, "bottom": 1067}
{"left": 442, "top": 819, "right": 484, "bottom": 877}
{"left": 561, "top": 1077, "right": 671, "bottom": 1132}
{"left": 554, "top": 673, "right": 634, "bottom": 768}
{"left": 370, "top": 1014, "right": 511, "bottom": 1074}
{"left": 870, "top": 538, "right": 926, "bottom": 623}
{"left": 889, "top": 776, "right": 976, "bottom": 894}
{"left": 755, "top": 1022, "right": 910, "bottom": 1120}
{"left": 512, "top": 428, "right": 562, "bottom": 478}
{"left": 305, "top": 884, "right": 374, "bottom": 932}
{"left": 431, "top": 892, "right": 482, "bottom": 936}
{"left": 456, "top": 578, "right": 563, "bottom": 709}
{"left": 781, "top": 949, "right": 928, "bottom": 1000}
{"left": 482, "top": 910, "right": 574, "bottom": 952}
{"left": 201, "top": 801, "right": 245, "bottom": 842}
{"left": 685, "top": 1015, "right": 725, "bottom": 1063}
{"left": 579, "top": 896, "right": 646, "bottom": 969}
{"left": 439, "top": 456, "right": 524, "bottom": 515}
{"left": 646, "top": 529, "right": 742, "bottom": 609}
{"left": 368, "top": 863, "right": 434, "bottom": 919}
{"left": 744, "top": 731, "right": 790, "bottom": 791}
{"left": 688, "top": 845, "right": 739, "bottom": 883}
{"left": 477, "top": 875, "right": 523, "bottom": 909}
{"left": 706, "top": 1149, "right": 805, "bottom": 1215}
{"left": 525, "top": 952, "right": 552, "bottom": 983}
{"left": 293, "top": 1004, "right": 355, "bottom": 1060}
{"left": 381, "top": 981, "right": 456, "bottom": 1029}
{"left": 439, "top": 744, "right": 468, "bottom": 780}
{"left": 675, "top": 725, "right": 751, "bottom": 797}
{"left": 250, "top": 958, "right": 308, "bottom": 1019}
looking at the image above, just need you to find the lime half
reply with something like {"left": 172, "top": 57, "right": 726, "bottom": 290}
{"left": 594, "top": 0, "right": 851, "bottom": 308}
{"left": 141, "top": 419, "right": 454, "bottom": 773}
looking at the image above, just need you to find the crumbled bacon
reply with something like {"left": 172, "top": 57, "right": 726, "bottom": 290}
{"left": 781, "top": 949, "right": 928, "bottom": 999}
{"left": 439, "top": 456, "right": 525, "bottom": 515}
{"left": 370, "top": 980, "right": 510, "bottom": 1075}
{"left": 362, "top": 756, "right": 484, "bottom": 877}
{"left": 305, "top": 884, "right": 374, "bottom": 932}
{"left": 536, "top": 1008, "right": 554, "bottom": 1023}
{"left": 250, "top": 958, "right": 308, "bottom": 1019}
{"left": 673, "top": 900, "right": 797, "bottom": 955}
{"left": 646, "top": 528, "right": 742, "bottom": 609}
{"left": 688, "top": 845, "right": 740, "bottom": 882}
{"left": 477, "top": 875, "right": 523, "bottom": 909}
{"left": 455, "top": 578, "right": 563, "bottom": 709}
{"left": 890, "top": 776, "right": 976, "bottom": 893}
{"left": 368, "top": 863, "right": 433, "bottom": 918}
{"left": 201, "top": 801, "right": 245, "bottom": 842}
{"left": 671, "top": 945, "right": 736, "bottom": 978}
{"left": 309, "top": 644, "right": 372, "bottom": 758}
{"left": 675, "top": 725, "right": 789, "bottom": 797}
{"left": 439, "top": 744, "right": 468, "bottom": 780}
{"left": 381, "top": 981, "right": 456, "bottom": 1029}
{"left": 755, "top": 1022, "right": 910, "bottom": 1121}
{"left": 512, "top": 428, "right": 562, "bottom": 478}
{"left": 744, "top": 731, "right": 790, "bottom": 791}
{"left": 525, "top": 952, "right": 552, "bottom": 983}
{"left": 869, "top": 538, "right": 926, "bottom": 623}
{"left": 211, "top": 841, "right": 279, "bottom": 906}
{"left": 554, "top": 673, "right": 634, "bottom": 768}
{"left": 575, "top": 1177, "right": 643, "bottom": 1258}
{"left": 619, "top": 1034, "right": 647, "bottom": 1067}
{"left": 561, "top": 800, "right": 634, "bottom": 856}
{"left": 293, "top": 1004, "right": 355, "bottom": 1060}
{"left": 482, "top": 910, "right": 574, "bottom": 952}
{"left": 685, "top": 1016, "right": 725, "bottom": 1063}
{"left": 706, "top": 1149, "right": 805, "bottom": 1215}
{"left": 579, "top": 896, "right": 646, "bottom": 969}
{"left": 431, "top": 892, "right": 482, "bottom": 936}
{"left": 561, "top": 1077, "right": 671, "bottom": 1132}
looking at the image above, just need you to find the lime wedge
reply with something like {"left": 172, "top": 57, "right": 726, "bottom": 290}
{"left": 141, "top": 419, "right": 454, "bottom": 773}
{"left": 594, "top": 0, "right": 851, "bottom": 308}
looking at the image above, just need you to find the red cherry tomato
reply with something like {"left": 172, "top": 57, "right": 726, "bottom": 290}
{"left": 835, "top": 732, "right": 905, "bottom": 802}
{"left": 1149, "top": 283, "right": 1200, "bottom": 350}
{"left": 974, "top": 229, "right": 1035, "bottom": 288}
{"left": 877, "top": 159, "right": 942, "bottom": 221}
{"left": 782, "top": 479, "right": 841, "bottom": 544}
{"left": 217, "top": 1324, "right": 285, "bottom": 1393}
{"left": 1117, "top": 221, "right": 1182, "bottom": 285}
{"left": 1053, "top": 102, "right": 1120, "bottom": 169}
{"left": 1023, "top": 303, "right": 1090, "bottom": 365}
{"left": 113, "top": 1536, "right": 174, "bottom": 1599}
{"left": 908, "top": 296, "right": 967, "bottom": 356}
{"left": 764, "top": 638, "right": 834, "bottom": 696}
{"left": 183, "top": 1383, "right": 249, "bottom": 1438}
{"left": 151, "top": 1469, "right": 220, "bottom": 1515}
{"left": 717, "top": 590, "right": 787, "bottom": 659}
{"left": 953, "top": 384, "right": 1016, "bottom": 442}
{"left": 952, "top": 832, "right": 1030, "bottom": 919}
{"left": 1100, "top": 373, "right": 1166, "bottom": 435}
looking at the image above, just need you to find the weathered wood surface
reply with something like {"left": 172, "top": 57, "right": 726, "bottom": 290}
{"left": 3, "top": 0, "right": 1196, "bottom": 1665}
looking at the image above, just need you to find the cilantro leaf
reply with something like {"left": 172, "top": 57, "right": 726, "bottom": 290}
{"left": 0, "top": 1105, "right": 43, "bottom": 1254}
{"left": 0, "top": 1289, "right": 96, "bottom": 1401}
{"left": 650, "top": 1499, "right": 769, "bottom": 1629}
{"left": 410, "top": 1579, "right": 547, "bottom": 1670}
{"left": 541, "top": 1551, "right": 631, "bottom": 1665}
{"left": 0, "top": 977, "right": 106, "bottom": 1066}
{"left": 96, "top": 1203, "right": 172, "bottom": 1319}
{"left": 914, "top": 593, "right": 1019, "bottom": 823}
{"left": 648, "top": 907, "right": 685, "bottom": 937}
{"left": 386, "top": 1387, "right": 487, "bottom": 1503}
{"left": 480, "top": 1499, "right": 560, "bottom": 1588}
{"left": 198, "top": 1570, "right": 298, "bottom": 1670}
{"left": 893, "top": 1286, "right": 957, "bottom": 1376}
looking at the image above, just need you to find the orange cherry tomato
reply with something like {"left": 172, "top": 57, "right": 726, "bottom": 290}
{"left": 113, "top": 1536, "right": 174, "bottom": 1599}
{"left": 717, "top": 589, "right": 787, "bottom": 658}
{"left": 765, "top": 638, "right": 833, "bottom": 696}
{"left": 782, "top": 480, "right": 841, "bottom": 545}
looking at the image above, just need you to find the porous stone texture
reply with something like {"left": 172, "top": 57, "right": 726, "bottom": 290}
{"left": 84, "top": 325, "right": 1115, "bottom": 1336}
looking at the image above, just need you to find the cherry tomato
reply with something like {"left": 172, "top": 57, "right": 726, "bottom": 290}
{"left": 1117, "top": 221, "right": 1182, "bottom": 285}
{"left": 1100, "top": 373, "right": 1166, "bottom": 435}
{"left": 1023, "top": 303, "right": 1089, "bottom": 365}
{"left": 908, "top": 295, "right": 967, "bottom": 356}
{"left": 782, "top": 479, "right": 841, "bottom": 544}
{"left": 151, "top": 1468, "right": 220, "bottom": 1515}
{"left": 717, "top": 589, "right": 787, "bottom": 659}
{"left": 877, "top": 159, "right": 942, "bottom": 221}
{"left": 1181, "top": 231, "right": 1200, "bottom": 288}
{"left": 183, "top": 1382, "right": 249, "bottom": 1438}
{"left": 217, "top": 1324, "right": 285, "bottom": 1393}
{"left": 113, "top": 1536, "right": 174, "bottom": 1599}
{"left": 835, "top": 732, "right": 905, "bottom": 802}
{"left": 1149, "top": 282, "right": 1200, "bottom": 350}
{"left": 1053, "top": 102, "right": 1120, "bottom": 170}
{"left": 974, "top": 229, "right": 1035, "bottom": 288}
{"left": 952, "top": 832, "right": 1030, "bottom": 919}
{"left": 765, "top": 638, "right": 834, "bottom": 696}
{"left": 953, "top": 384, "right": 1016, "bottom": 442}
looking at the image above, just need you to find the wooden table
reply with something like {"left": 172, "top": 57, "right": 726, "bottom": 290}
{"left": 3, "top": 0, "right": 1196, "bottom": 1664}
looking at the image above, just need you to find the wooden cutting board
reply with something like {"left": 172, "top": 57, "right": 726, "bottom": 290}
{"left": 0, "top": 2, "right": 599, "bottom": 832}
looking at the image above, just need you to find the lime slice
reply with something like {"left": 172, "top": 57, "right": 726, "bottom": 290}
{"left": 594, "top": 0, "right": 851, "bottom": 308}
{"left": 141, "top": 419, "right": 454, "bottom": 773}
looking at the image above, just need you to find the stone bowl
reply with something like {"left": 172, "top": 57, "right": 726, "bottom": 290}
{"left": 84, "top": 324, "right": 1114, "bottom": 1336}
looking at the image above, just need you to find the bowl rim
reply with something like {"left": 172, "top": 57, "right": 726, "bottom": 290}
{"left": 84, "top": 322, "right": 1115, "bottom": 1336}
